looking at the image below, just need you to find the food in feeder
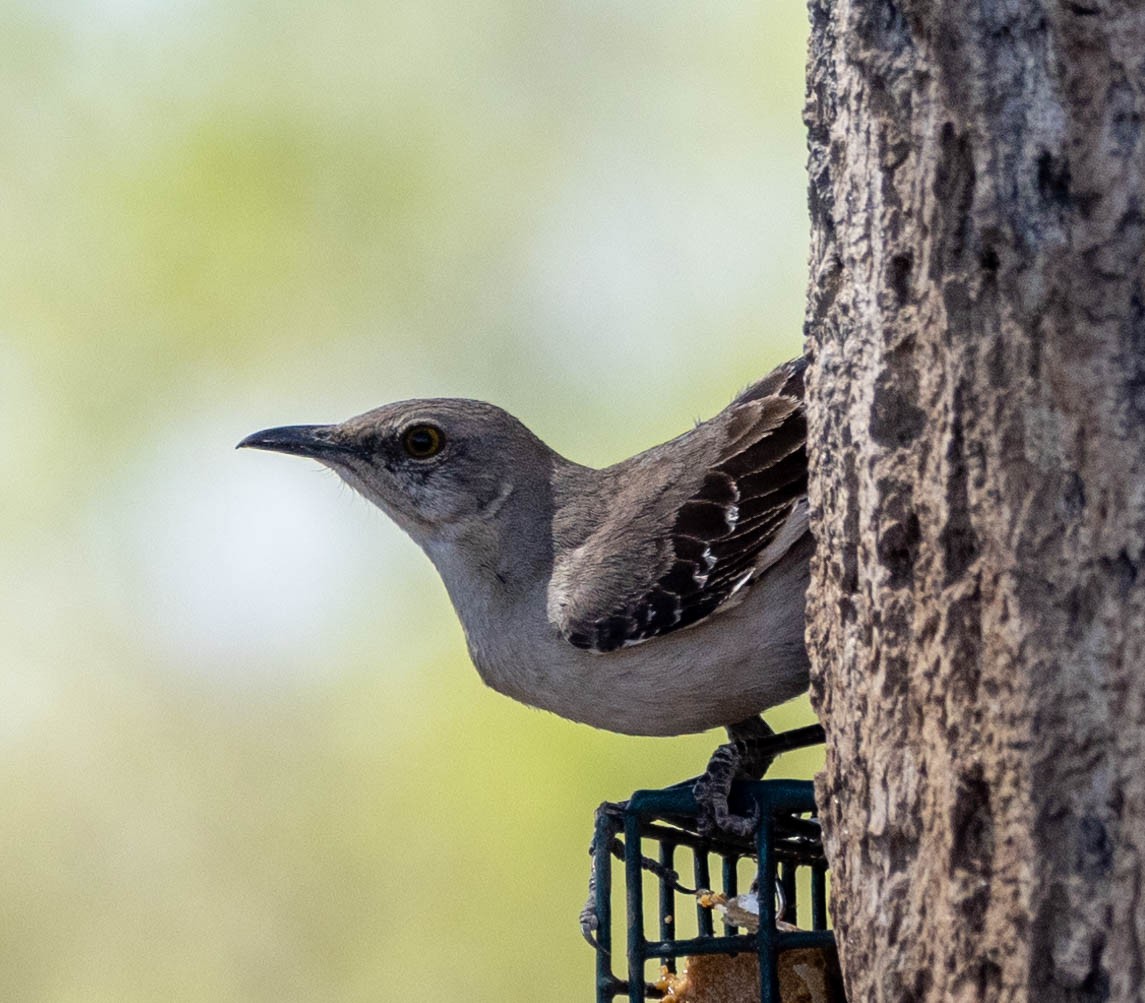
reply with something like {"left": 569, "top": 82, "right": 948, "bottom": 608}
{"left": 656, "top": 953, "right": 760, "bottom": 1003}
{"left": 655, "top": 947, "right": 843, "bottom": 1003}
{"left": 697, "top": 889, "right": 765, "bottom": 932}
{"left": 655, "top": 893, "right": 844, "bottom": 1002}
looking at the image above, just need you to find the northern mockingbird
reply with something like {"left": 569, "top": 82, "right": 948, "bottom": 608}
{"left": 239, "top": 356, "right": 811, "bottom": 833}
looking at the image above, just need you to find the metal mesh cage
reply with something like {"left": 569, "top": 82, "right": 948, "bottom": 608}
{"left": 590, "top": 731, "right": 835, "bottom": 1002}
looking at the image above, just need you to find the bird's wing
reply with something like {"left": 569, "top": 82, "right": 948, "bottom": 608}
{"left": 549, "top": 357, "right": 808, "bottom": 653}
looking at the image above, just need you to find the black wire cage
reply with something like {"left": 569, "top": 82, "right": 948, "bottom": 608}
{"left": 590, "top": 727, "right": 838, "bottom": 1002}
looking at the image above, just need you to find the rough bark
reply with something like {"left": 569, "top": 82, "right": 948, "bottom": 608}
{"left": 803, "top": 3, "right": 1145, "bottom": 1002}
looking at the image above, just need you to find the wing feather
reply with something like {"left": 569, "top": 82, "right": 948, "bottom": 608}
{"left": 553, "top": 357, "right": 809, "bottom": 653}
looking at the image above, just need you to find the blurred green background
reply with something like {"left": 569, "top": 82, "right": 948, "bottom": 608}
{"left": 1, "top": 1, "right": 813, "bottom": 999}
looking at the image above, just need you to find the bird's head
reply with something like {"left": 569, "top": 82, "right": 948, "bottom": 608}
{"left": 238, "top": 399, "right": 556, "bottom": 553}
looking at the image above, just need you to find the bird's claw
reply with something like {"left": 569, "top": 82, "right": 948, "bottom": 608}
{"left": 694, "top": 771, "right": 760, "bottom": 838}
{"left": 693, "top": 715, "right": 775, "bottom": 837}
{"left": 579, "top": 891, "right": 602, "bottom": 950}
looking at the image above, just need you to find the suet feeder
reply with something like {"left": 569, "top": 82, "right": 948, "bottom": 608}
{"left": 589, "top": 726, "right": 840, "bottom": 1002}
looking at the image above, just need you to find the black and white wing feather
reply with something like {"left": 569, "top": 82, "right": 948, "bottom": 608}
{"left": 549, "top": 358, "right": 808, "bottom": 654}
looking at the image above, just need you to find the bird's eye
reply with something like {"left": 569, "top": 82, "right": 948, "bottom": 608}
{"left": 402, "top": 424, "right": 445, "bottom": 459}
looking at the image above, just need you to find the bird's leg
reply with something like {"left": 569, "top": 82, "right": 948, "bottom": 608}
{"left": 694, "top": 715, "right": 776, "bottom": 838}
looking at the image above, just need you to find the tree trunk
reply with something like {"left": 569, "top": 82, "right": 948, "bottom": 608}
{"left": 803, "top": 3, "right": 1145, "bottom": 1002}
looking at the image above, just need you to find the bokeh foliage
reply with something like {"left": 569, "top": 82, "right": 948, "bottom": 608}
{"left": 1, "top": 1, "right": 811, "bottom": 998}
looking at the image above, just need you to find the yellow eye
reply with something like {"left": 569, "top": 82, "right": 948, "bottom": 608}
{"left": 402, "top": 424, "right": 444, "bottom": 459}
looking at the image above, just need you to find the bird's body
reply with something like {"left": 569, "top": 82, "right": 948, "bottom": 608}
{"left": 449, "top": 521, "right": 811, "bottom": 736}
{"left": 240, "top": 357, "right": 811, "bottom": 739}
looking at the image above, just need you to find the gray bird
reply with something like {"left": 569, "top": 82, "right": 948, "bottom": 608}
{"left": 239, "top": 357, "right": 811, "bottom": 833}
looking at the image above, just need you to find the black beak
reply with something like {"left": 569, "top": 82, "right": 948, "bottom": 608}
{"left": 236, "top": 424, "right": 355, "bottom": 460}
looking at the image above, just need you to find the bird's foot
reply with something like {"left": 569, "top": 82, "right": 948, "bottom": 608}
{"left": 694, "top": 716, "right": 776, "bottom": 838}
{"left": 579, "top": 877, "right": 601, "bottom": 950}
{"left": 580, "top": 802, "right": 697, "bottom": 949}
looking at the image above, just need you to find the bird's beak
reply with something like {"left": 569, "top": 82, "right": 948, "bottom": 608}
{"left": 236, "top": 424, "right": 357, "bottom": 461}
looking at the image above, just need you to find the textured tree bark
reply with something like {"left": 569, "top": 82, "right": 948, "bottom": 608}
{"left": 803, "top": 3, "right": 1145, "bottom": 1001}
